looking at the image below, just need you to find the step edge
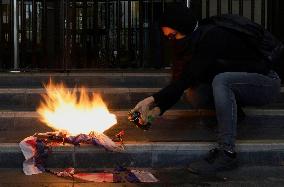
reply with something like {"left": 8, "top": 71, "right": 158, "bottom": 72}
{"left": 1, "top": 141, "right": 284, "bottom": 153}
{"left": 0, "top": 109, "right": 284, "bottom": 117}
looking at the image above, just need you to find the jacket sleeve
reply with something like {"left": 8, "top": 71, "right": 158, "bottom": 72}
{"left": 152, "top": 78, "right": 190, "bottom": 115}
{"left": 152, "top": 54, "right": 213, "bottom": 115}
{"left": 152, "top": 27, "right": 225, "bottom": 115}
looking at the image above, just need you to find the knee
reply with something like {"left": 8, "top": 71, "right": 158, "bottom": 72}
{"left": 212, "top": 72, "right": 232, "bottom": 88}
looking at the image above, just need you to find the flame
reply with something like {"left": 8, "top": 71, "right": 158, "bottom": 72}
{"left": 37, "top": 80, "right": 117, "bottom": 135}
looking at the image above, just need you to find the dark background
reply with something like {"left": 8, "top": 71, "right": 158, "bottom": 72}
{"left": 0, "top": 0, "right": 283, "bottom": 72}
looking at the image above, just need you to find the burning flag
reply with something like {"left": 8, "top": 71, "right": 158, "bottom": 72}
{"left": 20, "top": 80, "right": 124, "bottom": 175}
{"left": 37, "top": 80, "right": 117, "bottom": 135}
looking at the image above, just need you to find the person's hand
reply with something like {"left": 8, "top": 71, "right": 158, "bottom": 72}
{"left": 131, "top": 96, "right": 160, "bottom": 125}
{"left": 144, "top": 107, "right": 161, "bottom": 125}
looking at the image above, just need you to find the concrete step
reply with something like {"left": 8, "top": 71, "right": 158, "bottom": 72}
{"left": 0, "top": 72, "right": 171, "bottom": 88}
{"left": 1, "top": 141, "right": 284, "bottom": 168}
{"left": 1, "top": 110, "right": 284, "bottom": 143}
{"left": 0, "top": 87, "right": 283, "bottom": 111}
{"left": 1, "top": 167, "right": 284, "bottom": 186}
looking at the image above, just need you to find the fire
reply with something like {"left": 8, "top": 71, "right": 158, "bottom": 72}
{"left": 37, "top": 81, "right": 117, "bottom": 135}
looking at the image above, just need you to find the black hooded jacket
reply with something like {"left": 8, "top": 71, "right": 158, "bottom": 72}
{"left": 153, "top": 17, "right": 274, "bottom": 115}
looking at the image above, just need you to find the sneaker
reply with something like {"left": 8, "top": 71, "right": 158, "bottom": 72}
{"left": 188, "top": 148, "right": 238, "bottom": 175}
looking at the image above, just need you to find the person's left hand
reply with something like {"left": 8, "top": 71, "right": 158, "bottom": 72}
{"left": 131, "top": 96, "right": 161, "bottom": 125}
{"left": 141, "top": 107, "right": 161, "bottom": 125}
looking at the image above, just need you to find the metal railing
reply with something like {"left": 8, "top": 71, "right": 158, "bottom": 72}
{"left": 0, "top": 0, "right": 282, "bottom": 71}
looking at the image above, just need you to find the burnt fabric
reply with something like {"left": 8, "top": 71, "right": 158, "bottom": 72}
{"left": 153, "top": 23, "right": 278, "bottom": 114}
{"left": 19, "top": 132, "right": 123, "bottom": 175}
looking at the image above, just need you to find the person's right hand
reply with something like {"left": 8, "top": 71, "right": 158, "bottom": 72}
{"left": 131, "top": 96, "right": 155, "bottom": 124}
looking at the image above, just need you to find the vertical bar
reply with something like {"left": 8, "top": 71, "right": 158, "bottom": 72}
{"left": 186, "top": 0, "right": 190, "bottom": 7}
{"left": 116, "top": 0, "right": 121, "bottom": 63}
{"left": 123, "top": 1, "right": 126, "bottom": 48}
{"left": 112, "top": 0, "right": 115, "bottom": 53}
{"left": 139, "top": 0, "right": 144, "bottom": 66}
{"left": 251, "top": 0, "right": 255, "bottom": 21}
{"left": 93, "top": 0, "right": 98, "bottom": 65}
{"left": 239, "top": 0, "right": 243, "bottom": 16}
{"left": 127, "top": 0, "right": 131, "bottom": 55}
{"left": 228, "top": 0, "right": 232, "bottom": 14}
{"left": 13, "top": 0, "right": 19, "bottom": 69}
{"left": 261, "top": 0, "right": 266, "bottom": 27}
{"left": 0, "top": 0, "right": 2, "bottom": 67}
{"left": 59, "top": 0, "right": 65, "bottom": 69}
{"left": 56, "top": 0, "right": 61, "bottom": 68}
{"left": 20, "top": 0, "right": 25, "bottom": 65}
{"left": 71, "top": 0, "right": 75, "bottom": 68}
{"left": 217, "top": 0, "right": 221, "bottom": 16}
{"left": 206, "top": 0, "right": 210, "bottom": 18}
{"left": 28, "top": 4, "right": 31, "bottom": 40}
{"left": 0, "top": 0, "right": 2, "bottom": 43}
{"left": 42, "top": 0, "right": 47, "bottom": 68}
{"left": 32, "top": 0, "right": 37, "bottom": 67}
{"left": 151, "top": 0, "right": 153, "bottom": 23}
{"left": 64, "top": 0, "right": 71, "bottom": 70}
{"left": 82, "top": 0, "right": 87, "bottom": 67}
{"left": 106, "top": 0, "right": 110, "bottom": 61}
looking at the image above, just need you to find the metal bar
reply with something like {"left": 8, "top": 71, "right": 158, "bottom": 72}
{"left": 116, "top": 0, "right": 121, "bottom": 63}
{"left": 139, "top": 0, "right": 144, "bottom": 66}
{"left": 150, "top": 0, "right": 154, "bottom": 23}
{"left": 261, "top": 0, "right": 266, "bottom": 27}
{"left": 127, "top": 0, "right": 131, "bottom": 54}
{"left": 123, "top": 1, "right": 126, "bottom": 48}
{"left": 54, "top": 0, "right": 63, "bottom": 68}
{"left": 13, "top": 0, "right": 19, "bottom": 69}
{"left": 71, "top": 0, "right": 76, "bottom": 49}
{"left": 42, "top": 0, "right": 47, "bottom": 68}
{"left": 112, "top": 0, "right": 115, "bottom": 52}
{"left": 251, "top": 0, "right": 255, "bottom": 21}
{"left": 186, "top": 0, "right": 190, "bottom": 7}
{"left": 0, "top": 0, "right": 2, "bottom": 67}
{"left": 206, "top": 0, "right": 209, "bottom": 18}
{"left": 93, "top": 0, "right": 98, "bottom": 64}
{"left": 239, "top": 0, "right": 243, "bottom": 16}
{"left": 64, "top": 0, "right": 71, "bottom": 70}
{"left": 217, "top": 0, "right": 221, "bottom": 16}
{"left": 0, "top": 0, "right": 2, "bottom": 44}
{"left": 82, "top": 0, "right": 87, "bottom": 67}
{"left": 106, "top": 0, "right": 110, "bottom": 60}
{"left": 59, "top": 0, "right": 65, "bottom": 69}
{"left": 20, "top": 0, "right": 25, "bottom": 64}
{"left": 28, "top": 3, "right": 31, "bottom": 41}
{"left": 228, "top": 0, "right": 232, "bottom": 14}
{"left": 32, "top": 0, "right": 37, "bottom": 67}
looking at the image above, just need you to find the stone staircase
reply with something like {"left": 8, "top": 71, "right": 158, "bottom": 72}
{"left": 0, "top": 72, "right": 283, "bottom": 168}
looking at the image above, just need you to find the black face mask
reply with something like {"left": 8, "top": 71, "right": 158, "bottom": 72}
{"left": 168, "top": 35, "right": 191, "bottom": 56}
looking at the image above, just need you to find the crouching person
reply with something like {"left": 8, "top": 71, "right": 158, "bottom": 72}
{"left": 131, "top": 3, "right": 282, "bottom": 175}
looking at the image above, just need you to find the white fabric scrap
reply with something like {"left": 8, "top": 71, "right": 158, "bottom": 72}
{"left": 23, "top": 159, "right": 43, "bottom": 175}
{"left": 130, "top": 170, "right": 159, "bottom": 183}
{"left": 19, "top": 136, "right": 36, "bottom": 160}
{"left": 19, "top": 136, "right": 42, "bottom": 175}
